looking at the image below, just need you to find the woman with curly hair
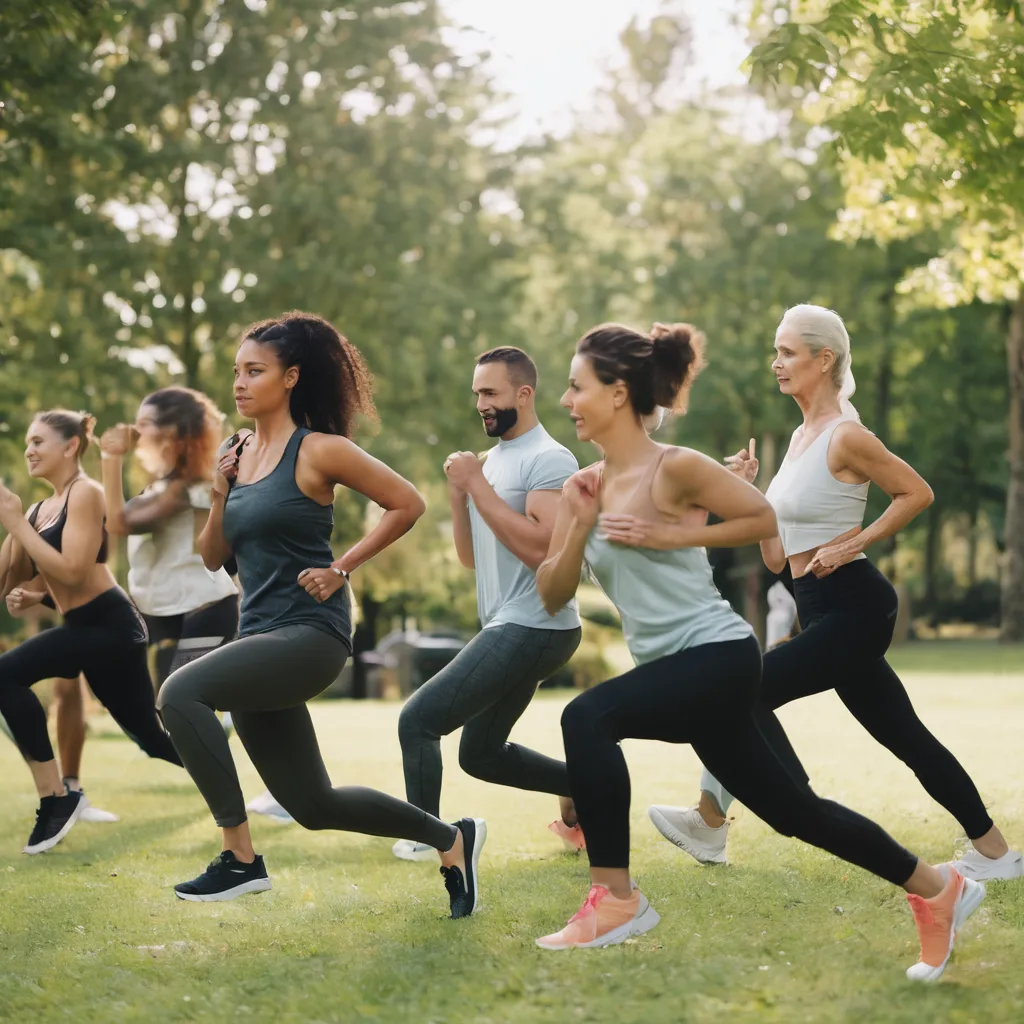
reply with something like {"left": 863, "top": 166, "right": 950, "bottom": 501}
{"left": 99, "top": 387, "right": 239, "bottom": 691}
{"left": 157, "top": 313, "right": 484, "bottom": 918}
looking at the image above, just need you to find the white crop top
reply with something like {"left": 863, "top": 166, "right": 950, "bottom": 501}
{"left": 764, "top": 418, "right": 869, "bottom": 559}
{"left": 127, "top": 481, "right": 238, "bottom": 617}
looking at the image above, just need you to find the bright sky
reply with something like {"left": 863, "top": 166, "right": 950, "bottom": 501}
{"left": 442, "top": 0, "right": 749, "bottom": 142}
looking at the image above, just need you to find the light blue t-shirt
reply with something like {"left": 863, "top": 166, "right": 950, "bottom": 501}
{"left": 468, "top": 423, "right": 582, "bottom": 631}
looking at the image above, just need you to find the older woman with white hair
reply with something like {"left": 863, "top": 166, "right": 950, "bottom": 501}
{"left": 648, "top": 304, "right": 1021, "bottom": 899}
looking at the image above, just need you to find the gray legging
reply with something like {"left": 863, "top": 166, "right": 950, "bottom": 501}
{"left": 398, "top": 623, "right": 582, "bottom": 818}
{"left": 157, "top": 624, "right": 456, "bottom": 849}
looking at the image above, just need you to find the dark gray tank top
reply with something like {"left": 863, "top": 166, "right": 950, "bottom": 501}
{"left": 223, "top": 427, "right": 351, "bottom": 646}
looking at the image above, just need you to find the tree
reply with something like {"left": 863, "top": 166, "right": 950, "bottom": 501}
{"left": 747, "top": 0, "right": 1024, "bottom": 638}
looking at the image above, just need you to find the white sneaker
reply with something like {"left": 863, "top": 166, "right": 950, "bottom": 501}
{"left": 949, "top": 846, "right": 1023, "bottom": 882}
{"left": 78, "top": 793, "right": 120, "bottom": 823}
{"left": 392, "top": 839, "right": 438, "bottom": 862}
{"left": 245, "top": 790, "right": 294, "bottom": 823}
{"left": 648, "top": 805, "right": 728, "bottom": 865}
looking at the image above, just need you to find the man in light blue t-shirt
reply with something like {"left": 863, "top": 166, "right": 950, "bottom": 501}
{"left": 395, "top": 347, "right": 584, "bottom": 859}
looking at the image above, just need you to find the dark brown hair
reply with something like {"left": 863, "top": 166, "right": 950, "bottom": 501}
{"left": 141, "top": 387, "right": 226, "bottom": 484}
{"left": 35, "top": 409, "right": 97, "bottom": 457}
{"left": 475, "top": 346, "right": 538, "bottom": 390}
{"left": 243, "top": 311, "right": 377, "bottom": 437}
{"left": 576, "top": 321, "right": 706, "bottom": 415}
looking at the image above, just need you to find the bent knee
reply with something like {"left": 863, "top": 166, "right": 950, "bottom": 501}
{"left": 398, "top": 700, "right": 440, "bottom": 747}
{"left": 458, "top": 743, "right": 502, "bottom": 782}
{"left": 560, "top": 692, "right": 600, "bottom": 736}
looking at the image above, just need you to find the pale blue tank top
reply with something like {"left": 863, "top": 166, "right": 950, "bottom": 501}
{"left": 584, "top": 449, "right": 752, "bottom": 666}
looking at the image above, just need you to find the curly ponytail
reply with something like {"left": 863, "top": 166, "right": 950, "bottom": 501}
{"left": 576, "top": 321, "right": 706, "bottom": 416}
{"left": 242, "top": 311, "right": 378, "bottom": 437}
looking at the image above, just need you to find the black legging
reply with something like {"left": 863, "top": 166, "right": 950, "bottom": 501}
{"left": 143, "top": 593, "right": 239, "bottom": 689}
{"left": 713, "top": 560, "right": 993, "bottom": 839}
{"left": 0, "top": 588, "right": 181, "bottom": 766}
{"left": 561, "top": 634, "right": 919, "bottom": 885}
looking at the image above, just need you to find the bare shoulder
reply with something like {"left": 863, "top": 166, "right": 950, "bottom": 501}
{"left": 69, "top": 477, "right": 106, "bottom": 511}
{"left": 832, "top": 420, "right": 879, "bottom": 453}
{"left": 660, "top": 445, "right": 713, "bottom": 478}
{"left": 302, "top": 432, "right": 359, "bottom": 461}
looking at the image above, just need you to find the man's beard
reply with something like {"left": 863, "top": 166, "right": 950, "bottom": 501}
{"left": 483, "top": 406, "right": 518, "bottom": 437}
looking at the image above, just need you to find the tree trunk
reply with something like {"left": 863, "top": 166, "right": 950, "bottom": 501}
{"left": 1001, "top": 296, "right": 1024, "bottom": 640}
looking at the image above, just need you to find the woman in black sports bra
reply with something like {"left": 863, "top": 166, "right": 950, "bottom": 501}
{"left": 0, "top": 409, "right": 182, "bottom": 856}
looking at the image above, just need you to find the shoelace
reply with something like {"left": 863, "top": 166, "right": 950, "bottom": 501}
{"left": 567, "top": 885, "right": 607, "bottom": 924}
{"left": 440, "top": 865, "right": 465, "bottom": 899}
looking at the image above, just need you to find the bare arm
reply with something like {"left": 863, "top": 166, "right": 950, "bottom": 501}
{"left": 465, "top": 480, "right": 562, "bottom": 571}
{"left": 5, "top": 574, "right": 49, "bottom": 618}
{"left": 4, "top": 484, "right": 106, "bottom": 587}
{"left": 198, "top": 436, "right": 245, "bottom": 571}
{"left": 760, "top": 536, "right": 787, "bottom": 574}
{"left": 449, "top": 484, "right": 475, "bottom": 569}
{"left": 535, "top": 469, "right": 600, "bottom": 616}
{"left": 599, "top": 449, "right": 777, "bottom": 551}
{"left": 807, "top": 425, "right": 933, "bottom": 576}
{"left": 309, "top": 434, "right": 425, "bottom": 574}
{"left": 102, "top": 457, "right": 190, "bottom": 536}
{"left": 0, "top": 534, "right": 32, "bottom": 598}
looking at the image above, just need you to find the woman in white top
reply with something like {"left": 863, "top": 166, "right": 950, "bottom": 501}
{"left": 100, "top": 388, "right": 239, "bottom": 690}
{"left": 649, "top": 304, "right": 1020, "bottom": 883}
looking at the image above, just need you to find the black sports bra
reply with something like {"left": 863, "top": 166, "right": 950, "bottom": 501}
{"left": 27, "top": 479, "right": 109, "bottom": 572}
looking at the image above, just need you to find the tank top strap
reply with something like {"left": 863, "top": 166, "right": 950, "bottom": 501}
{"left": 623, "top": 446, "right": 672, "bottom": 519}
{"left": 284, "top": 426, "right": 310, "bottom": 462}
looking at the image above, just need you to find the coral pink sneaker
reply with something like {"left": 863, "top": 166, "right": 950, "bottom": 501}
{"left": 548, "top": 819, "right": 586, "bottom": 852}
{"left": 906, "top": 866, "right": 985, "bottom": 981}
{"left": 536, "top": 885, "right": 660, "bottom": 950}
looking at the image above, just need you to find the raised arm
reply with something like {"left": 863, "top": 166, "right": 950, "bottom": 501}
{"left": 198, "top": 434, "right": 246, "bottom": 571}
{"left": 0, "top": 534, "right": 33, "bottom": 598}
{"left": 0, "top": 481, "right": 106, "bottom": 587}
{"left": 535, "top": 467, "right": 600, "bottom": 615}
{"left": 448, "top": 477, "right": 475, "bottom": 569}
{"left": 598, "top": 448, "right": 777, "bottom": 552}
{"left": 807, "top": 424, "right": 933, "bottom": 577}
{"left": 444, "top": 451, "right": 568, "bottom": 572}
{"left": 103, "top": 467, "right": 190, "bottom": 537}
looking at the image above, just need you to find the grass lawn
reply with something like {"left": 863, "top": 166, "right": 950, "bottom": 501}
{"left": 1, "top": 669, "right": 1022, "bottom": 1023}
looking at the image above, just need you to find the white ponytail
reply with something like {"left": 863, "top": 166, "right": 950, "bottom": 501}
{"left": 839, "top": 366, "right": 860, "bottom": 421}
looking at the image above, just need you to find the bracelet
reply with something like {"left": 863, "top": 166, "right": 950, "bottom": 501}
{"left": 330, "top": 566, "right": 349, "bottom": 581}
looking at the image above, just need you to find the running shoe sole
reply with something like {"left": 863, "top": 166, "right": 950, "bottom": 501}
{"left": 23, "top": 796, "right": 86, "bottom": 855}
{"left": 464, "top": 817, "right": 486, "bottom": 915}
{"left": 174, "top": 877, "right": 272, "bottom": 903}
{"left": 647, "top": 806, "right": 727, "bottom": 865}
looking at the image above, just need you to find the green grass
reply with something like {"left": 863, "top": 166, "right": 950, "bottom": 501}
{"left": 886, "top": 640, "right": 1024, "bottom": 674}
{"left": 2, "top": 671, "right": 1023, "bottom": 1023}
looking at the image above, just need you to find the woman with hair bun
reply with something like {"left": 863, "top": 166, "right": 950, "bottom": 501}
{"left": 651, "top": 303, "right": 1020, "bottom": 891}
{"left": 0, "top": 409, "right": 182, "bottom": 856}
{"left": 99, "top": 387, "right": 239, "bottom": 691}
{"left": 158, "top": 312, "right": 485, "bottom": 918}
{"left": 534, "top": 320, "right": 986, "bottom": 982}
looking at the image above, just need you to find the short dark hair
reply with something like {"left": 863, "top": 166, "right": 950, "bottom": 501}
{"left": 475, "top": 347, "right": 538, "bottom": 390}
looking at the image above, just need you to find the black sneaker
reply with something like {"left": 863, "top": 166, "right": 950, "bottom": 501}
{"left": 440, "top": 817, "right": 487, "bottom": 919}
{"left": 174, "top": 851, "right": 272, "bottom": 902}
{"left": 24, "top": 789, "right": 85, "bottom": 854}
